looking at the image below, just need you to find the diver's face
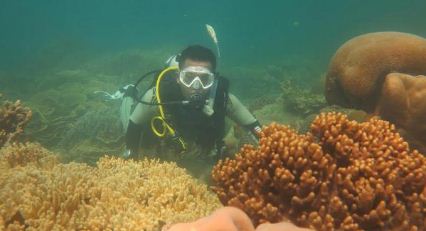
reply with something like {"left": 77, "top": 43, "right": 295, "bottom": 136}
{"left": 178, "top": 59, "right": 213, "bottom": 100}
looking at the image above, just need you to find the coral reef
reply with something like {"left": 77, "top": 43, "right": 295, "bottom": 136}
{"left": 325, "top": 32, "right": 426, "bottom": 112}
{"left": 281, "top": 80, "right": 326, "bottom": 116}
{"left": 375, "top": 73, "right": 426, "bottom": 153}
{"left": 224, "top": 66, "right": 282, "bottom": 102}
{"left": 212, "top": 112, "right": 426, "bottom": 230}
{"left": 297, "top": 106, "right": 370, "bottom": 134}
{"left": 0, "top": 47, "right": 172, "bottom": 164}
{"left": 252, "top": 102, "right": 302, "bottom": 130}
{"left": 24, "top": 70, "right": 118, "bottom": 148}
{"left": 248, "top": 95, "right": 278, "bottom": 113}
{"left": 0, "top": 142, "right": 58, "bottom": 168}
{"left": 247, "top": 78, "right": 327, "bottom": 135}
{"left": 0, "top": 143, "right": 221, "bottom": 230}
{"left": 0, "top": 95, "right": 32, "bottom": 148}
{"left": 325, "top": 31, "right": 426, "bottom": 155}
{"left": 224, "top": 56, "right": 323, "bottom": 106}
{"left": 57, "top": 107, "right": 124, "bottom": 164}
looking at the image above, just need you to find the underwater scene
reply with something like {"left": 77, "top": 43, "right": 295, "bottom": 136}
{"left": 1, "top": 0, "right": 426, "bottom": 230}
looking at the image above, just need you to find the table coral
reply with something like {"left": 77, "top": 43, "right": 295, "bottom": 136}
{"left": 0, "top": 96, "right": 32, "bottom": 148}
{"left": 0, "top": 143, "right": 221, "bottom": 230}
{"left": 212, "top": 112, "right": 426, "bottom": 230}
{"left": 325, "top": 32, "right": 426, "bottom": 112}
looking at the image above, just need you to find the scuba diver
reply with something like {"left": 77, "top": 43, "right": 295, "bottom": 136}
{"left": 123, "top": 45, "right": 261, "bottom": 162}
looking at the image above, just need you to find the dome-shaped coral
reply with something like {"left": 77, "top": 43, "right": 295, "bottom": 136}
{"left": 325, "top": 32, "right": 426, "bottom": 112}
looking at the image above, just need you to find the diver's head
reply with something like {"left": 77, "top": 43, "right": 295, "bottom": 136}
{"left": 176, "top": 45, "right": 217, "bottom": 106}
{"left": 178, "top": 45, "right": 217, "bottom": 71}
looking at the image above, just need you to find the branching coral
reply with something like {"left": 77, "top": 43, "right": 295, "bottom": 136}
{"left": 0, "top": 142, "right": 58, "bottom": 168}
{"left": 0, "top": 143, "right": 221, "bottom": 230}
{"left": 212, "top": 112, "right": 426, "bottom": 230}
{"left": 0, "top": 95, "right": 32, "bottom": 148}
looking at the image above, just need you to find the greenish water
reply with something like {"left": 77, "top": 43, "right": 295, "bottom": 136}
{"left": 0, "top": 0, "right": 425, "bottom": 168}
{"left": 1, "top": 1, "right": 425, "bottom": 70}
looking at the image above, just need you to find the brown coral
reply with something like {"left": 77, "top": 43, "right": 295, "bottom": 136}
{"left": 0, "top": 143, "right": 221, "bottom": 230}
{"left": 0, "top": 96, "right": 32, "bottom": 148}
{"left": 325, "top": 32, "right": 426, "bottom": 112}
{"left": 212, "top": 112, "right": 426, "bottom": 230}
{"left": 375, "top": 73, "right": 426, "bottom": 153}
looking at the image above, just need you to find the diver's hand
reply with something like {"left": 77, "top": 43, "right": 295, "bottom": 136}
{"left": 163, "top": 207, "right": 255, "bottom": 231}
{"left": 122, "top": 149, "right": 138, "bottom": 159}
{"left": 122, "top": 149, "right": 132, "bottom": 159}
{"left": 256, "top": 222, "right": 313, "bottom": 231}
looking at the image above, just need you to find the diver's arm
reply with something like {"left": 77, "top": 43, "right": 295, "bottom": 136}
{"left": 124, "top": 88, "right": 157, "bottom": 157}
{"left": 226, "top": 93, "right": 262, "bottom": 140}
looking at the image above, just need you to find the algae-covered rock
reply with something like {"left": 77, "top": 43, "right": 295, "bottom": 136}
{"left": 281, "top": 79, "right": 326, "bottom": 116}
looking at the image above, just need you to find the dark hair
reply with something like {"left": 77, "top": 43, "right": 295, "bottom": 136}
{"left": 177, "top": 45, "right": 217, "bottom": 71}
